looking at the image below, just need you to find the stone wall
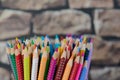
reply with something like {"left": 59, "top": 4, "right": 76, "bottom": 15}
{"left": 0, "top": 0, "right": 120, "bottom": 80}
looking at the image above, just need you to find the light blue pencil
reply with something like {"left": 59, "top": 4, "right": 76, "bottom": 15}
{"left": 79, "top": 61, "right": 87, "bottom": 80}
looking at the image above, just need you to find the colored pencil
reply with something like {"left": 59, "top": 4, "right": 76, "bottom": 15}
{"left": 79, "top": 61, "right": 88, "bottom": 80}
{"left": 54, "top": 49, "right": 67, "bottom": 80}
{"left": 31, "top": 47, "right": 39, "bottom": 80}
{"left": 23, "top": 47, "right": 30, "bottom": 80}
{"left": 85, "top": 38, "right": 93, "bottom": 80}
{"left": 38, "top": 48, "right": 48, "bottom": 80}
{"left": 88, "top": 39, "right": 93, "bottom": 64}
{"left": 28, "top": 46, "right": 33, "bottom": 75}
{"left": 75, "top": 43, "right": 86, "bottom": 80}
{"left": 69, "top": 55, "right": 80, "bottom": 80}
{"left": 47, "top": 49, "right": 59, "bottom": 80}
{"left": 44, "top": 45, "right": 50, "bottom": 80}
{"left": 55, "top": 35, "right": 61, "bottom": 49}
{"left": 62, "top": 55, "right": 74, "bottom": 80}
{"left": 6, "top": 35, "right": 93, "bottom": 80}
{"left": 66, "top": 44, "right": 71, "bottom": 61}
{"left": 6, "top": 44, "right": 18, "bottom": 80}
{"left": 15, "top": 47, "right": 24, "bottom": 80}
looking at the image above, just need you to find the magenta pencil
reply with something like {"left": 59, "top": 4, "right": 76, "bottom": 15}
{"left": 75, "top": 59, "right": 83, "bottom": 80}
{"left": 47, "top": 58, "right": 57, "bottom": 80}
{"left": 47, "top": 50, "right": 59, "bottom": 80}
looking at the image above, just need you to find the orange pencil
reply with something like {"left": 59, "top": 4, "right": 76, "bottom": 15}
{"left": 62, "top": 55, "right": 74, "bottom": 80}
{"left": 38, "top": 48, "right": 48, "bottom": 80}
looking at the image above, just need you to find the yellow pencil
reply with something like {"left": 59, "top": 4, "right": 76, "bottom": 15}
{"left": 23, "top": 47, "right": 30, "bottom": 80}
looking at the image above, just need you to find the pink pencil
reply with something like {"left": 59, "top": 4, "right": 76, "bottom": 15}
{"left": 47, "top": 49, "right": 59, "bottom": 80}
{"left": 75, "top": 58, "right": 83, "bottom": 80}
{"left": 75, "top": 44, "right": 86, "bottom": 80}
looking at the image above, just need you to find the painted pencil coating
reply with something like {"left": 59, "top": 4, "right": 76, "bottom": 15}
{"left": 38, "top": 51, "right": 48, "bottom": 80}
{"left": 54, "top": 50, "right": 66, "bottom": 80}
{"left": 16, "top": 53, "right": 24, "bottom": 80}
{"left": 47, "top": 58, "right": 57, "bottom": 80}
{"left": 62, "top": 56, "right": 74, "bottom": 80}
{"left": 24, "top": 56, "right": 30, "bottom": 80}
{"left": 79, "top": 60, "right": 88, "bottom": 80}
{"left": 6, "top": 35, "right": 93, "bottom": 80}
{"left": 69, "top": 56, "right": 80, "bottom": 80}
{"left": 31, "top": 58, "right": 38, "bottom": 80}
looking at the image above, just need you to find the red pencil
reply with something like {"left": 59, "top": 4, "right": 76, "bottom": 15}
{"left": 15, "top": 45, "right": 24, "bottom": 80}
{"left": 69, "top": 55, "right": 80, "bottom": 80}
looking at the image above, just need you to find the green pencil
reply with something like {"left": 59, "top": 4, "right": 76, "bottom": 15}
{"left": 9, "top": 45, "right": 18, "bottom": 80}
{"left": 44, "top": 57, "right": 50, "bottom": 80}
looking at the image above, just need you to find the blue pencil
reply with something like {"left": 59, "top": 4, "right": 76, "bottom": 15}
{"left": 79, "top": 44, "right": 89, "bottom": 80}
{"left": 79, "top": 61, "right": 87, "bottom": 80}
{"left": 49, "top": 43, "right": 54, "bottom": 57}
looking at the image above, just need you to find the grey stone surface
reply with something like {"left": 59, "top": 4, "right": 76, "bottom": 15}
{"left": 117, "top": 0, "right": 120, "bottom": 7}
{"left": 92, "top": 36, "right": 120, "bottom": 65}
{"left": 0, "top": 41, "right": 9, "bottom": 64}
{"left": 1, "top": 0, "right": 66, "bottom": 10}
{"left": 69, "top": 0, "right": 113, "bottom": 9}
{"left": 0, "top": 67, "right": 11, "bottom": 80}
{"left": 33, "top": 10, "right": 91, "bottom": 35}
{"left": 94, "top": 9, "right": 120, "bottom": 37}
{"left": 90, "top": 67, "right": 120, "bottom": 80}
{"left": 0, "top": 10, "right": 31, "bottom": 40}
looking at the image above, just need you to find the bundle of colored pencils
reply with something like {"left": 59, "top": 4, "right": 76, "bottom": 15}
{"left": 6, "top": 35, "right": 93, "bottom": 80}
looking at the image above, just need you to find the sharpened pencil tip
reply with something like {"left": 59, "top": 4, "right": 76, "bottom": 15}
{"left": 6, "top": 42, "right": 10, "bottom": 48}
{"left": 16, "top": 37, "right": 18, "bottom": 41}
{"left": 55, "top": 35, "right": 59, "bottom": 39}
{"left": 41, "top": 36, "right": 44, "bottom": 41}
{"left": 34, "top": 47, "right": 38, "bottom": 54}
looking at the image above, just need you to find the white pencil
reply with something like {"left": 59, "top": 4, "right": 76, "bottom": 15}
{"left": 31, "top": 47, "right": 39, "bottom": 80}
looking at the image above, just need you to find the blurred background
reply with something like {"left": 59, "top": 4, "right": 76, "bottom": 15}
{"left": 0, "top": 0, "right": 120, "bottom": 80}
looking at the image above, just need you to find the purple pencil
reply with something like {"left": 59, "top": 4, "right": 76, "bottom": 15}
{"left": 85, "top": 39, "right": 93, "bottom": 80}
